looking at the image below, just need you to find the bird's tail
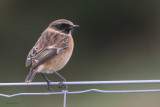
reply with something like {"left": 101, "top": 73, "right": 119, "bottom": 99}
{"left": 25, "top": 69, "right": 36, "bottom": 83}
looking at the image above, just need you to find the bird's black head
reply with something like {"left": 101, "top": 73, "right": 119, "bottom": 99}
{"left": 49, "top": 19, "right": 79, "bottom": 34}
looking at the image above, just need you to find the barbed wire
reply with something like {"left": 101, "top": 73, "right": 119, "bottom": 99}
{"left": 1, "top": 80, "right": 160, "bottom": 107}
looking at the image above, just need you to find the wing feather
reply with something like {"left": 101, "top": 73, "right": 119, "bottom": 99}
{"left": 25, "top": 29, "right": 69, "bottom": 69}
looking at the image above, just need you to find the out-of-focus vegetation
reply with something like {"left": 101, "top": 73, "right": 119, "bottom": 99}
{"left": 1, "top": 0, "right": 160, "bottom": 107}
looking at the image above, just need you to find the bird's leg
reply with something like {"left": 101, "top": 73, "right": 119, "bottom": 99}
{"left": 41, "top": 73, "right": 53, "bottom": 92}
{"left": 54, "top": 72, "right": 68, "bottom": 89}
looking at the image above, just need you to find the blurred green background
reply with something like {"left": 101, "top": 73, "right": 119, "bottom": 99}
{"left": 1, "top": 0, "right": 160, "bottom": 107}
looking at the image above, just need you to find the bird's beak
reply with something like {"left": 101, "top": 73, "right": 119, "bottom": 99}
{"left": 70, "top": 25, "right": 80, "bottom": 29}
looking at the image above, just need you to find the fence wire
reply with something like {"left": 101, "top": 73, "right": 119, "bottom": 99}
{"left": 1, "top": 80, "right": 160, "bottom": 107}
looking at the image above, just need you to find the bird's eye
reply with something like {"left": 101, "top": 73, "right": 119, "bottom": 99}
{"left": 56, "top": 24, "right": 65, "bottom": 30}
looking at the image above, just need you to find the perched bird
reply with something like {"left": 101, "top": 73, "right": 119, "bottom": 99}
{"left": 25, "top": 19, "right": 79, "bottom": 91}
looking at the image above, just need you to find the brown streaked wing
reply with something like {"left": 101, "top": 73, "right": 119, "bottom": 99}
{"left": 26, "top": 29, "right": 70, "bottom": 70}
{"left": 25, "top": 30, "right": 51, "bottom": 67}
{"left": 31, "top": 48, "right": 57, "bottom": 69}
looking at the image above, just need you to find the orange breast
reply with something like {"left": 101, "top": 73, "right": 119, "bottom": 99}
{"left": 36, "top": 35, "right": 74, "bottom": 74}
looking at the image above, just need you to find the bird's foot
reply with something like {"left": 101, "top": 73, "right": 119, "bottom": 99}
{"left": 59, "top": 80, "right": 68, "bottom": 89}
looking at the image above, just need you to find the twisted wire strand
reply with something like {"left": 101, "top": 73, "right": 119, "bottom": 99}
{"left": 1, "top": 89, "right": 160, "bottom": 98}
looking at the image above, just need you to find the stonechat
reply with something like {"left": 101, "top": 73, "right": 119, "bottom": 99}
{"left": 25, "top": 19, "right": 79, "bottom": 91}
